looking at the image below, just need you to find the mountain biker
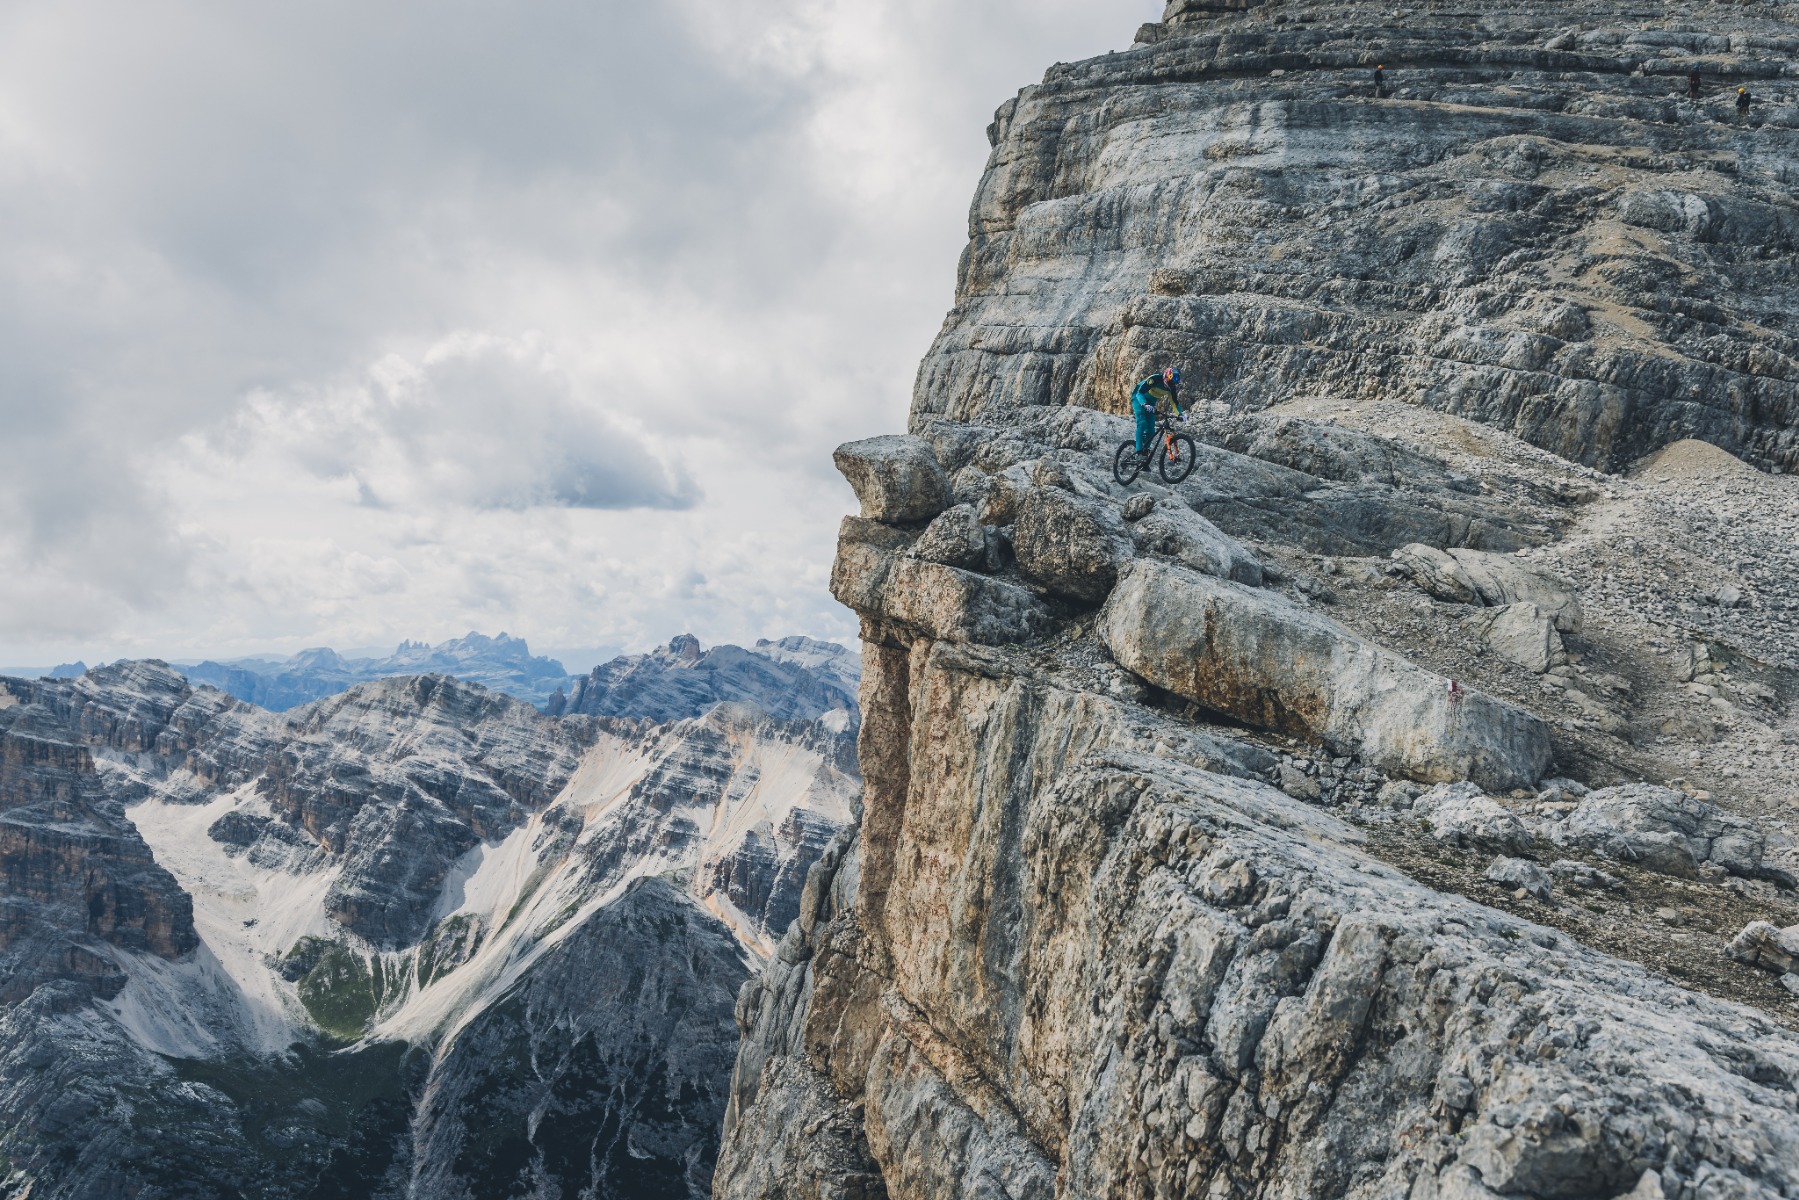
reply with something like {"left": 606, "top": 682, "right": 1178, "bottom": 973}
{"left": 1131, "top": 367, "right": 1184, "bottom": 458}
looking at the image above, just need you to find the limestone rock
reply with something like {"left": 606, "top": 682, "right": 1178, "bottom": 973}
{"left": 1448, "top": 549, "right": 1584, "bottom": 635}
{"left": 911, "top": 7, "right": 1799, "bottom": 474}
{"left": 720, "top": 642, "right": 1799, "bottom": 1200}
{"left": 1393, "top": 544, "right": 1583, "bottom": 633}
{"left": 1100, "top": 560, "right": 1551, "bottom": 790}
{"left": 1277, "top": 761, "right": 1322, "bottom": 802}
{"left": 1466, "top": 602, "right": 1564, "bottom": 674}
{"left": 1485, "top": 855, "right": 1553, "bottom": 902}
{"left": 1390, "top": 543, "right": 1481, "bottom": 604}
{"left": 1414, "top": 783, "right": 1535, "bottom": 856}
{"left": 1127, "top": 496, "right": 1264, "bottom": 585}
{"left": 1549, "top": 784, "right": 1766, "bottom": 879}
{"left": 909, "top": 504, "right": 988, "bottom": 570}
{"left": 833, "top": 435, "right": 950, "bottom": 525}
{"left": 1012, "top": 484, "right": 1134, "bottom": 603}
{"left": 883, "top": 559, "right": 1054, "bottom": 645}
{"left": 1727, "top": 921, "right": 1799, "bottom": 975}
{"left": 564, "top": 633, "right": 859, "bottom": 723}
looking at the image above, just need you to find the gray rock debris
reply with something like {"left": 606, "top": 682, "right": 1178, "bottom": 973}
{"left": 1414, "top": 782, "right": 1535, "bottom": 856}
{"left": 1549, "top": 860, "right": 1620, "bottom": 891}
{"left": 1548, "top": 783, "right": 1766, "bottom": 879}
{"left": 1100, "top": 559, "right": 1552, "bottom": 791}
{"left": 1485, "top": 855, "right": 1554, "bottom": 902}
{"left": 833, "top": 435, "right": 950, "bottom": 525}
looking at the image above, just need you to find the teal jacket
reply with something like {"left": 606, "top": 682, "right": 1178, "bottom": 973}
{"left": 1131, "top": 375, "right": 1181, "bottom": 413}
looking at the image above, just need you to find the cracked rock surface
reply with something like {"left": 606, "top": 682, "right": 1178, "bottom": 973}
{"left": 719, "top": 1, "right": 1799, "bottom": 1195}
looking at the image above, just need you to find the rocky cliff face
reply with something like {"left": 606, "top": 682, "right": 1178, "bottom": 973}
{"left": 916, "top": 0, "right": 1799, "bottom": 476}
{"left": 0, "top": 638, "right": 859, "bottom": 1198}
{"left": 717, "top": 4, "right": 1799, "bottom": 1197}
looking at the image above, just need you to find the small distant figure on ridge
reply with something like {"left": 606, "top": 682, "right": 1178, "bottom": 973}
{"left": 1687, "top": 66, "right": 1701, "bottom": 100}
{"left": 1738, "top": 87, "right": 1753, "bottom": 119}
{"left": 1132, "top": 367, "right": 1184, "bottom": 461}
{"left": 1374, "top": 63, "right": 1386, "bottom": 98}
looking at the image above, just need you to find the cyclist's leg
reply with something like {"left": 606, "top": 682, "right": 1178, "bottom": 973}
{"left": 1133, "top": 397, "right": 1155, "bottom": 454}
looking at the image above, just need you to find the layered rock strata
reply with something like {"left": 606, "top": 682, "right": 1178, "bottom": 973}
{"left": 717, "top": 3, "right": 1799, "bottom": 1194}
{"left": 916, "top": 0, "right": 1799, "bottom": 474}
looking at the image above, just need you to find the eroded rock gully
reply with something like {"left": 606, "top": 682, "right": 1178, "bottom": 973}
{"left": 717, "top": 2, "right": 1799, "bottom": 1195}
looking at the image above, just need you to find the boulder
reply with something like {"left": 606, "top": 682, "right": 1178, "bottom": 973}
{"left": 833, "top": 435, "right": 950, "bottom": 525}
{"left": 1727, "top": 921, "right": 1799, "bottom": 975}
{"left": 1485, "top": 855, "right": 1553, "bottom": 902}
{"left": 1465, "top": 602, "right": 1564, "bottom": 674}
{"left": 1451, "top": 548, "right": 1584, "bottom": 633}
{"left": 1388, "top": 543, "right": 1480, "bottom": 604}
{"left": 832, "top": 518, "right": 1051, "bottom": 645}
{"left": 1392, "top": 544, "right": 1584, "bottom": 633}
{"left": 976, "top": 465, "right": 1033, "bottom": 526}
{"left": 829, "top": 518, "right": 917, "bottom": 613}
{"left": 1013, "top": 486, "right": 1134, "bottom": 603}
{"left": 1099, "top": 560, "right": 1552, "bottom": 791}
{"left": 1548, "top": 784, "right": 1766, "bottom": 878}
{"left": 909, "top": 505, "right": 987, "bottom": 570}
{"left": 1127, "top": 497, "right": 1264, "bottom": 586}
{"left": 880, "top": 559, "right": 1053, "bottom": 646}
{"left": 1277, "top": 761, "right": 1322, "bottom": 802}
{"left": 1412, "top": 783, "right": 1534, "bottom": 855}
{"left": 948, "top": 466, "right": 993, "bottom": 511}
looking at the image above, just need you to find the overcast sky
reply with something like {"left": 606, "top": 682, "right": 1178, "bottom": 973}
{"left": 0, "top": 0, "right": 1160, "bottom": 669}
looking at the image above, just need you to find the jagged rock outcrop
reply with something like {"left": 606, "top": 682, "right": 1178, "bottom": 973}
{"left": 559, "top": 634, "right": 860, "bottom": 723}
{"left": 720, "top": 642, "right": 1799, "bottom": 1200}
{"left": 718, "top": 4, "right": 1799, "bottom": 1196}
{"left": 410, "top": 878, "right": 748, "bottom": 1200}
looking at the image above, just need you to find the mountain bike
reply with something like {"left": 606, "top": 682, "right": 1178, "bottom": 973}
{"left": 1114, "top": 407, "right": 1198, "bottom": 485}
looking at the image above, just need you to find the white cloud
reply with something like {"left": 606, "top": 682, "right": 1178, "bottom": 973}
{"left": 0, "top": 0, "right": 1161, "bottom": 667}
{"left": 192, "top": 333, "right": 695, "bottom": 513}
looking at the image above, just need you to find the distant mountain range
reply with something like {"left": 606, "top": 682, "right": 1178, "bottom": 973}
{"left": 167, "top": 631, "right": 860, "bottom": 717}
{"left": 0, "top": 632, "right": 861, "bottom": 1196}
{"left": 179, "top": 632, "right": 575, "bottom": 709}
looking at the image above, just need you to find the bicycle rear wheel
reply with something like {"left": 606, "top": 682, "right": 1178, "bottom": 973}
{"left": 1158, "top": 433, "right": 1197, "bottom": 484}
{"left": 1113, "top": 440, "right": 1144, "bottom": 485}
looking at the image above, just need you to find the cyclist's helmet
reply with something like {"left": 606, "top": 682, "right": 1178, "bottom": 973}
{"left": 1163, "top": 366, "right": 1182, "bottom": 387}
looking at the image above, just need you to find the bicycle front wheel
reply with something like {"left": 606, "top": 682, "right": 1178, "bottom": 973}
{"left": 1159, "top": 433, "right": 1197, "bottom": 484}
{"left": 1113, "top": 440, "right": 1144, "bottom": 486}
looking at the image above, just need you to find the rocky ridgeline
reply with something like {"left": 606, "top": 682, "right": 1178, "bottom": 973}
{"left": 718, "top": 3, "right": 1799, "bottom": 1197}
{"left": 550, "top": 633, "right": 862, "bottom": 722}
{"left": 0, "top": 638, "right": 858, "bottom": 1198}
